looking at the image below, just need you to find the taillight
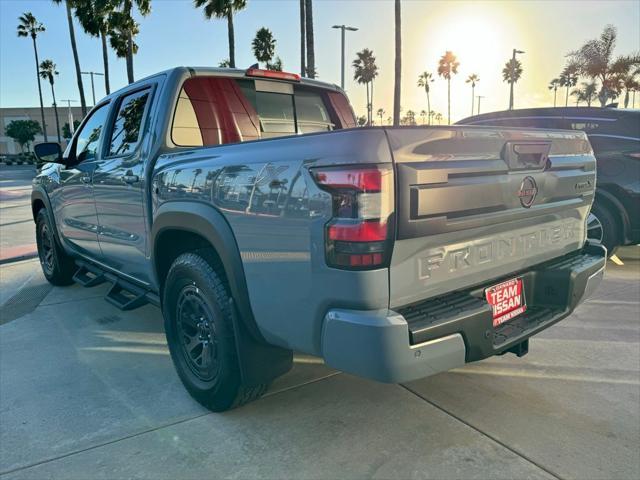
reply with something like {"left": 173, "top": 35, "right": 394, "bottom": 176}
{"left": 312, "top": 164, "right": 394, "bottom": 270}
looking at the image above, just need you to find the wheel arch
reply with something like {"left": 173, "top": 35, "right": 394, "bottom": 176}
{"left": 151, "top": 201, "right": 263, "bottom": 342}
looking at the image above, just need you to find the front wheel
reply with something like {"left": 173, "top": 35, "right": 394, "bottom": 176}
{"left": 162, "top": 251, "right": 267, "bottom": 411}
{"left": 35, "top": 208, "right": 75, "bottom": 286}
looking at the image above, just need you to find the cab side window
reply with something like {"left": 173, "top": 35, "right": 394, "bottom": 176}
{"left": 108, "top": 89, "right": 150, "bottom": 156}
{"left": 74, "top": 104, "right": 110, "bottom": 163}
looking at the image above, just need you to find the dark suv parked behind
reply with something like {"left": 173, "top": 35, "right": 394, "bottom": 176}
{"left": 458, "top": 107, "right": 640, "bottom": 253}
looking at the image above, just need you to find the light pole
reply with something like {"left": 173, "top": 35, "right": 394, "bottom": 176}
{"left": 476, "top": 95, "right": 485, "bottom": 115}
{"left": 81, "top": 71, "right": 104, "bottom": 106}
{"left": 60, "top": 99, "right": 78, "bottom": 136}
{"left": 332, "top": 25, "right": 358, "bottom": 90}
{"left": 509, "top": 49, "right": 524, "bottom": 110}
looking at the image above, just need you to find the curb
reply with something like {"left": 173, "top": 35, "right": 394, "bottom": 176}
{"left": 0, "top": 252, "right": 38, "bottom": 266}
{"left": 0, "top": 244, "right": 38, "bottom": 266}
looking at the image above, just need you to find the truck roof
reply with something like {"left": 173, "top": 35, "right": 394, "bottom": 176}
{"left": 103, "top": 66, "right": 343, "bottom": 104}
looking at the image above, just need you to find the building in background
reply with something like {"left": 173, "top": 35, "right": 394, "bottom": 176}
{"left": 0, "top": 106, "right": 85, "bottom": 154}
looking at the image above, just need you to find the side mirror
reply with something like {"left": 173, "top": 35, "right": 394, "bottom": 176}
{"left": 34, "top": 142, "right": 64, "bottom": 165}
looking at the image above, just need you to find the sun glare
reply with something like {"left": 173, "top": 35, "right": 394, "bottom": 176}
{"left": 429, "top": 13, "right": 506, "bottom": 75}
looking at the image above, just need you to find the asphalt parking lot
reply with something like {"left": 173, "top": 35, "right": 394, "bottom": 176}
{"left": 0, "top": 252, "right": 638, "bottom": 479}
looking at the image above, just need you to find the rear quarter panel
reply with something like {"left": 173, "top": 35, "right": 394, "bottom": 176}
{"left": 153, "top": 128, "right": 392, "bottom": 355}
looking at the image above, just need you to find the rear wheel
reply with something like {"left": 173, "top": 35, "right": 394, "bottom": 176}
{"left": 588, "top": 202, "right": 621, "bottom": 256}
{"left": 35, "top": 209, "right": 75, "bottom": 286}
{"left": 162, "top": 251, "right": 267, "bottom": 411}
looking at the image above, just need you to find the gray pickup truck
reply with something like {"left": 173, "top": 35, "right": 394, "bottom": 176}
{"left": 32, "top": 67, "right": 606, "bottom": 411}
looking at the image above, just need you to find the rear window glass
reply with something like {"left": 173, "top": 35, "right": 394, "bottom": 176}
{"left": 171, "top": 77, "right": 335, "bottom": 147}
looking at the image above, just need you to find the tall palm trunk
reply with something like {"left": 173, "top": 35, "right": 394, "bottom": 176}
{"left": 565, "top": 85, "right": 569, "bottom": 107}
{"left": 49, "top": 81, "right": 61, "bottom": 142}
{"left": 299, "top": 0, "right": 306, "bottom": 76}
{"left": 31, "top": 36, "right": 47, "bottom": 142}
{"left": 393, "top": 0, "right": 401, "bottom": 126}
{"left": 227, "top": 10, "right": 235, "bottom": 68}
{"left": 553, "top": 88, "right": 557, "bottom": 107}
{"left": 65, "top": 1, "right": 87, "bottom": 116}
{"left": 126, "top": 32, "right": 134, "bottom": 84}
{"left": 305, "top": 0, "right": 315, "bottom": 78}
{"left": 370, "top": 80, "right": 374, "bottom": 125}
{"left": 101, "top": 30, "right": 110, "bottom": 94}
{"left": 470, "top": 84, "right": 474, "bottom": 116}
{"left": 365, "top": 81, "right": 370, "bottom": 125}
{"left": 426, "top": 90, "right": 431, "bottom": 125}
{"left": 624, "top": 89, "right": 630, "bottom": 108}
{"left": 447, "top": 78, "right": 451, "bottom": 125}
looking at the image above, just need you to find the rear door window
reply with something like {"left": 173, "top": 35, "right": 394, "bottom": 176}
{"left": 108, "top": 88, "right": 150, "bottom": 156}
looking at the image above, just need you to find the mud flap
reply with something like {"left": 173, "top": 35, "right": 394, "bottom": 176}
{"left": 228, "top": 298, "right": 293, "bottom": 387}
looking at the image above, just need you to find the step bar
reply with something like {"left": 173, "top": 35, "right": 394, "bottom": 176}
{"left": 73, "top": 260, "right": 160, "bottom": 311}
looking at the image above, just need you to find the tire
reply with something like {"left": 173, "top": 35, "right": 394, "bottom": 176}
{"left": 588, "top": 201, "right": 622, "bottom": 256}
{"left": 162, "top": 251, "right": 267, "bottom": 411}
{"left": 35, "top": 208, "right": 75, "bottom": 286}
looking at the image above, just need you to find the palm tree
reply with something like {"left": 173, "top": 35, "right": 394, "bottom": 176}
{"left": 393, "top": 0, "right": 401, "bottom": 126}
{"left": 377, "top": 108, "right": 385, "bottom": 125}
{"left": 73, "top": 0, "right": 115, "bottom": 95}
{"left": 429, "top": 110, "right": 435, "bottom": 124}
{"left": 39, "top": 60, "right": 61, "bottom": 142}
{"left": 17, "top": 12, "right": 47, "bottom": 141}
{"left": 437, "top": 51, "right": 459, "bottom": 125}
{"left": 548, "top": 78, "right": 561, "bottom": 107}
{"left": 299, "top": 0, "right": 306, "bottom": 76}
{"left": 52, "top": 1, "right": 87, "bottom": 116}
{"left": 466, "top": 74, "right": 479, "bottom": 116}
{"left": 404, "top": 110, "right": 415, "bottom": 125}
{"left": 502, "top": 58, "right": 523, "bottom": 109}
{"left": 417, "top": 71, "right": 433, "bottom": 124}
{"left": 571, "top": 80, "right": 598, "bottom": 107}
{"left": 305, "top": 0, "right": 315, "bottom": 78}
{"left": 194, "top": 0, "right": 246, "bottom": 69}
{"left": 419, "top": 110, "right": 427, "bottom": 125}
{"left": 109, "top": 0, "right": 151, "bottom": 84}
{"left": 252, "top": 28, "right": 276, "bottom": 68}
{"left": 435, "top": 112, "right": 443, "bottom": 125}
{"left": 559, "top": 62, "right": 579, "bottom": 107}
{"left": 353, "top": 49, "right": 379, "bottom": 125}
{"left": 617, "top": 65, "right": 640, "bottom": 108}
{"left": 570, "top": 25, "right": 640, "bottom": 107}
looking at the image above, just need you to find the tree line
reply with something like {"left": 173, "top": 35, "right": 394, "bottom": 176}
{"left": 13, "top": 0, "right": 640, "bottom": 148}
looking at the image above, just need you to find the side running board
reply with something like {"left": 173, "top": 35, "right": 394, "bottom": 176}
{"left": 73, "top": 260, "right": 160, "bottom": 311}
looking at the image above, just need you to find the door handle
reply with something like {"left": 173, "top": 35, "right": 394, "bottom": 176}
{"left": 122, "top": 174, "right": 139, "bottom": 184}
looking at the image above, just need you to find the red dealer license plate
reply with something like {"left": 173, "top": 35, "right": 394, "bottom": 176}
{"left": 485, "top": 277, "right": 527, "bottom": 327}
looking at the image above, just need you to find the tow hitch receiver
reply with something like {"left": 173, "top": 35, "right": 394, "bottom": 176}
{"left": 502, "top": 339, "right": 529, "bottom": 357}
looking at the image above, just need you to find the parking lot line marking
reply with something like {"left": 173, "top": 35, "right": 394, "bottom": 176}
{"left": 400, "top": 384, "right": 564, "bottom": 480}
{"left": 449, "top": 367, "right": 640, "bottom": 385}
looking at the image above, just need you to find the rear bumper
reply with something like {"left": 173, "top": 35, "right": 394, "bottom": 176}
{"left": 321, "top": 243, "right": 606, "bottom": 383}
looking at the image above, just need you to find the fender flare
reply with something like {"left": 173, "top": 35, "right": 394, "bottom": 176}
{"left": 31, "top": 187, "right": 64, "bottom": 247}
{"left": 151, "top": 201, "right": 293, "bottom": 385}
{"left": 151, "top": 201, "right": 263, "bottom": 341}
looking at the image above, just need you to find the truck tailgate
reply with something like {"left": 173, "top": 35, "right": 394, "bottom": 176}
{"left": 386, "top": 126, "right": 596, "bottom": 309}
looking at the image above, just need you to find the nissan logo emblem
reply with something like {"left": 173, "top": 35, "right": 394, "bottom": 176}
{"left": 518, "top": 176, "right": 538, "bottom": 208}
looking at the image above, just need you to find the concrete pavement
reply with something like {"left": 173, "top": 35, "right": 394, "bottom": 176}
{"left": 0, "top": 257, "right": 638, "bottom": 479}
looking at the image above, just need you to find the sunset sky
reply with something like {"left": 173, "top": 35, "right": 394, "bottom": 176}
{"left": 1, "top": 0, "right": 639, "bottom": 123}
